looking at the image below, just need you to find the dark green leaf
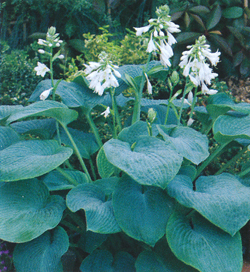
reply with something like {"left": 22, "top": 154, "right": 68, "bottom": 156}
{"left": 113, "top": 176, "right": 175, "bottom": 246}
{"left": 206, "top": 5, "right": 222, "bottom": 30}
{"left": 223, "top": 7, "right": 243, "bottom": 19}
{"left": 66, "top": 184, "right": 121, "bottom": 234}
{"left": 13, "top": 227, "right": 69, "bottom": 272}
{"left": 104, "top": 136, "right": 183, "bottom": 189}
{"left": 166, "top": 208, "right": 243, "bottom": 272}
{"left": 0, "top": 140, "right": 73, "bottom": 181}
{"left": 167, "top": 173, "right": 250, "bottom": 235}
{"left": 0, "top": 179, "right": 65, "bottom": 243}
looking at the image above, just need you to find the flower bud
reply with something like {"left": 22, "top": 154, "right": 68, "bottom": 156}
{"left": 148, "top": 108, "right": 157, "bottom": 123}
{"left": 170, "top": 71, "right": 179, "bottom": 85}
{"left": 58, "top": 54, "right": 64, "bottom": 59}
{"left": 48, "top": 26, "right": 56, "bottom": 36}
{"left": 38, "top": 49, "right": 45, "bottom": 54}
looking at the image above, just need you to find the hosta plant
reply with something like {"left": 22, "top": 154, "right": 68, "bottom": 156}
{"left": 1, "top": 6, "right": 250, "bottom": 272}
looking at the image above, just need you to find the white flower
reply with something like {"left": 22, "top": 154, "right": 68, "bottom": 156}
{"left": 40, "top": 88, "right": 52, "bottom": 100}
{"left": 145, "top": 73, "right": 152, "bottom": 94}
{"left": 58, "top": 54, "right": 64, "bottom": 59}
{"left": 34, "top": 62, "right": 50, "bottom": 77}
{"left": 179, "top": 35, "right": 220, "bottom": 95}
{"left": 101, "top": 107, "right": 110, "bottom": 118}
{"left": 84, "top": 52, "right": 121, "bottom": 96}
{"left": 134, "top": 25, "right": 151, "bottom": 36}
{"left": 38, "top": 39, "right": 46, "bottom": 45}
{"left": 187, "top": 118, "right": 194, "bottom": 126}
{"left": 165, "top": 21, "right": 181, "bottom": 33}
{"left": 147, "top": 34, "right": 158, "bottom": 53}
{"left": 187, "top": 91, "right": 194, "bottom": 104}
{"left": 38, "top": 49, "right": 45, "bottom": 54}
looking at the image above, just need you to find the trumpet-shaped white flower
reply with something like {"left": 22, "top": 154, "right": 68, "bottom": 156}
{"left": 84, "top": 52, "right": 121, "bottom": 96}
{"left": 133, "top": 5, "right": 180, "bottom": 68}
{"left": 34, "top": 62, "right": 50, "bottom": 77}
{"left": 101, "top": 107, "right": 110, "bottom": 118}
{"left": 40, "top": 88, "right": 52, "bottom": 100}
{"left": 179, "top": 35, "right": 220, "bottom": 95}
{"left": 144, "top": 73, "right": 152, "bottom": 94}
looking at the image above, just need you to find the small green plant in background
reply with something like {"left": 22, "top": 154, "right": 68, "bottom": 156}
{"left": 0, "top": 45, "right": 40, "bottom": 106}
{"left": 1, "top": 5, "right": 250, "bottom": 272}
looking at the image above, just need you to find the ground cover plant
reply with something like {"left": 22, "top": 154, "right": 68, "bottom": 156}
{"left": 1, "top": 5, "right": 250, "bottom": 272}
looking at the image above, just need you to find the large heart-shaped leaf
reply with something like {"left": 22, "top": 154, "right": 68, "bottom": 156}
{"left": 13, "top": 227, "right": 69, "bottom": 272}
{"left": 113, "top": 176, "right": 175, "bottom": 247}
{"left": 29, "top": 79, "right": 106, "bottom": 109}
{"left": 7, "top": 100, "right": 78, "bottom": 126}
{"left": 213, "top": 114, "right": 250, "bottom": 143}
{"left": 104, "top": 136, "right": 183, "bottom": 188}
{"left": 167, "top": 173, "right": 250, "bottom": 235}
{"left": 59, "top": 127, "right": 99, "bottom": 159}
{"left": 158, "top": 125, "right": 209, "bottom": 165}
{"left": 0, "top": 105, "right": 23, "bottom": 124}
{"left": 0, "top": 140, "right": 73, "bottom": 181}
{"left": 80, "top": 250, "right": 136, "bottom": 272}
{"left": 0, "top": 126, "right": 20, "bottom": 150}
{"left": 166, "top": 208, "right": 243, "bottom": 272}
{"left": 0, "top": 179, "right": 66, "bottom": 243}
{"left": 118, "top": 121, "right": 158, "bottom": 145}
{"left": 136, "top": 239, "right": 198, "bottom": 272}
{"left": 207, "top": 93, "right": 250, "bottom": 119}
{"left": 66, "top": 184, "right": 121, "bottom": 234}
{"left": 96, "top": 147, "right": 116, "bottom": 178}
{"left": 11, "top": 119, "right": 57, "bottom": 139}
{"left": 42, "top": 169, "right": 88, "bottom": 191}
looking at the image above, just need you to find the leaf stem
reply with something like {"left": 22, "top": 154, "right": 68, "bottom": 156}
{"left": 61, "top": 124, "right": 92, "bottom": 182}
{"left": 164, "top": 87, "right": 174, "bottom": 125}
{"left": 215, "top": 146, "right": 248, "bottom": 176}
{"left": 188, "top": 86, "right": 198, "bottom": 121}
{"left": 89, "top": 156, "right": 97, "bottom": 181}
{"left": 195, "top": 142, "right": 230, "bottom": 178}
{"left": 56, "top": 167, "right": 79, "bottom": 186}
{"left": 85, "top": 111, "right": 103, "bottom": 148}
{"left": 178, "top": 83, "right": 188, "bottom": 126}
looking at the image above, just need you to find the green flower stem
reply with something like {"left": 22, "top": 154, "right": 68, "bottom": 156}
{"left": 65, "top": 159, "right": 74, "bottom": 169}
{"left": 85, "top": 111, "right": 103, "bottom": 148}
{"left": 178, "top": 82, "right": 188, "bottom": 126}
{"left": 61, "top": 124, "right": 92, "bottom": 182}
{"left": 215, "top": 146, "right": 248, "bottom": 176}
{"left": 195, "top": 142, "right": 230, "bottom": 179}
{"left": 164, "top": 86, "right": 174, "bottom": 125}
{"left": 112, "top": 90, "right": 122, "bottom": 132}
{"left": 110, "top": 90, "right": 117, "bottom": 138}
{"left": 189, "top": 86, "right": 198, "bottom": 121}
{"left": 56, "top": 167, "right": 79, "bottom": 186}
{"left": 132, "top": 53, "right": 151, "bottom": 124}
{"left": 89, "top": 156, "right": 97, "bottom": 181}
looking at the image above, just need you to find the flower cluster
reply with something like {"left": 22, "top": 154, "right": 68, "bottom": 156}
{"left": 134, "top": 5, "right": 180, "bottom": 67}
{"left": 84, "top": 52, "right": 121, "bottom": 96}
{"left": 179, "top": 35, "right": 221, "bottom": 95}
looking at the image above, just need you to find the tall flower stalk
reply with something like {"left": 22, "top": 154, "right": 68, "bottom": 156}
{"left": 178, "top": 35, "right": 221, "bottom": 125}
{"left": 133, "top": 5, "right": 180, "bottom": 123}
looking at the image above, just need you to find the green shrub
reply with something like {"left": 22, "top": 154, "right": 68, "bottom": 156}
{"left": 0, "top": 48, "right": 40, "bottom": 105}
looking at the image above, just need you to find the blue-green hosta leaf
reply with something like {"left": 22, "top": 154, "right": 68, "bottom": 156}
{"left": 118, "top": 121, "right": 158, "bottom": 146}
{"left": 104, "top": 136, "right": 183, "bottom": 188}
{"left": 80, "top": 250, "right": 135, "bottom": 272}
{"left": 7, "top": 100, "right": 78, "bottom": 126}
{"left": 157, "top": 125, "right": 209, "bottom": 165}
{"left": 59, "top": 127, "right": 99, "bottom": 159}
{"left": 0, "top": 126, "right": 20, "bottom": 150}
{"left": 207, "top": 92, "right": 250, "bottom": 119}
{"left": 29, "top": 79, "right": 106, "bottom": 109}
{"left": 96, "top": 147, "right": 116, "bottom": 178}
{"left": 13, "top": 227, "right": 69, "bottom": 272}
{"left": 213, "top": 114, "right": 250, "bottom": 143}
{"left": 0, "top": 179, "right": 66, "bottom": 243}
{"left": 78, "top": 231, "right": 108, "bottom": 254}
{"left": 0, "top": 105, "right": 23, "bottom": 124}
{"left": 42, "top": 169, "right": 88, "bottom": 191}
{"left": 66, "top": 184, "right": 121, "bottom": 234}
{"left": 94, "top": 177, "right": 120, "bottom": 196}
{"left": 166, "top": 208, "right": 243, "bottom": 272}
{"left": 0, "top": 140, "right": 73, "bottom": 181}
{"left": 11, "top": 119, "right": 57, "bottom": 139}
{"left": 136, "top": 240, "right": 198, "bottom": 272}
{"left": 167, "top": 173, "right": 250, "bottom": 235}
{"left": 113, "top": 176, "right": 175, "bottom": 246}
